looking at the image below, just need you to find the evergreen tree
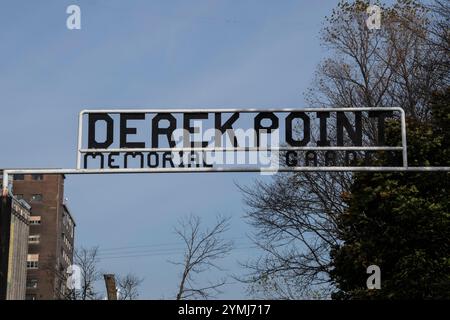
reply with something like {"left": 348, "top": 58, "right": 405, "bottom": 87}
{"left": 330, "top": 88, "right": 450, "bottom": 299}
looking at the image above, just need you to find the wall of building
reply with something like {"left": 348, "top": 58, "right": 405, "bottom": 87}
{"left": 7, "top": 198, "right": 30, "bottom": 299}
{"left": 12, "top": 174, "right": 75, "bottom": 300}
{"left": 0, "top": 195, "right": 30, "bottom": 300}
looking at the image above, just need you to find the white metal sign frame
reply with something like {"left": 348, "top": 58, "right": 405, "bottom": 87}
{"left": 2, "top": 107, "right": 450, "bottom": 195}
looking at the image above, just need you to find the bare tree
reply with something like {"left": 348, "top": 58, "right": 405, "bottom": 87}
{"left": 40, "top": 247, "right": 101, "bottom": 300}
{"left": 50, "top": 246, "right": 144, "bottom": 300}
{"left": 70, "top": 246, "right": 102, "bottom": 300}
{"left": 425, "top": 0, "right": 450, "bottom": 82}
{"left": 238, "top": 172, "right": 348, "bottom": 299}
{"left": 117, "top": 273, "right": 144, "bottom": 300}
{"left": 40, "top": 254, "right": 73, "bottom": 300}
{"left": 309, "top": 0, "right": 447, "bottom": 120}
{"left": 402, "top": 0, "right": 450, "bottom": 75}
{"left": 171, "top": 214, "right": 233, "bottom": 300}
{"left": 240, "top": 0, "right": 449, "bottom": 299}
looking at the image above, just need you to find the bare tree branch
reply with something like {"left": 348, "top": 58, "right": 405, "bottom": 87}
{"left": 117, "top": 273, "right": 144, "bottom": 300}
{"left": 240, "top": 0, "right": 449, "bottom": 299}
{"left": 171, "top": 214, "right": 233, "bottom": 300}
{"left": 71, "top": 246, "right": 102, "bottom": 300}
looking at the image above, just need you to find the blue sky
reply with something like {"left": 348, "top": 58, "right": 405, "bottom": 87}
{"left": 0, "top": 0, "right": 339, "bottom": 299}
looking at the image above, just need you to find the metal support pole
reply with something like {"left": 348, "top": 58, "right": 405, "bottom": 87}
{"left": 76, "top": 111, "right": 84, "bottom": 170}
{"left": 400, "top": 109, "right": 408, "bottom": 167}
{"left": 1, "top": 167, "right": 449, "bottom": 175}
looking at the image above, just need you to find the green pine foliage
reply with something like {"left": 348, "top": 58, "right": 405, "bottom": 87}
{"left": 330, "top": 88, "right": 450, "bottom": 299}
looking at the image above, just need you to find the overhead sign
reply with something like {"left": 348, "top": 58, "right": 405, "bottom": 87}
{"left": 76, "top": 107, "right": 407, "bottom": 173}
{"left": 4, "top": 106, "right": 450, "bottom": 197}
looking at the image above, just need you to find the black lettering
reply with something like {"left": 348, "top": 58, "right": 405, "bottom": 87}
{"left": 316, "top": 112, "right": 330, "bottom": 146}
{"left": 163, "top": 152, "right": 175, "bottom": 168}
{"left": 337, "top": 112, "right": 362, "bottom": 146}
{"left": 386, "top": 150, "right": 402, "bottom": 166}
{"left": 88, "top": 114, "right": 114, "bottom": 149}
{"left": 305, "top": 151, "right": 317, "bottom": 166}
{"left": 368, "top": 111, "right": 394, "bottom": 146}
{"left": 183, "top": 113, "right": 209, "bottom": 148}
{"left": 364, "top": 150, "right": 376, "bottom": 166}
{"left": 285, "top": 150, "right": 298, "bottom": 167}
{"left": 178, "top": 151, "right": 185, "bottom": 168}
{"left": 345, "top": 151, "right": 358, "bottom": 166}
{"left": 254, "top": 112, "right": 279, "bottom": 147}
{"left": 286, "top": 112, "right": 310, "bottom": 146}
{"left": 83, "top": 152, "right": 104, "bottom": 169}
{"left": 325, "top": 150, "right": 336, "bottom": 166}
{"left": 120, "top": 113, "right": 145, "bottom": 148}
{"left": 147, "top": 152, "right": 159, "bottom": 168}
{"left": 124, "top": 152, "right": 144, "bottom": 168}
{"left": 215, "top": 112, "right": 239, "bottom": 147}
{"left": 188, "top": 151, "right": 200, "bottom": 168}
{"left": 107, "top": 152, "right": 120, "bottom": 169}
{"left": 152, "top": 113, "right": 176, "bottom": 148}
{"left": 202, "top": 151, "right": 214, "bottom": 168}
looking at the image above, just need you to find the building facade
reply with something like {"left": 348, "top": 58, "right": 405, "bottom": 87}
{"left": 0, "top": 192, "right": 31, "bottom": 300}
{"left": 12, "top": 174, "right": 76, "bottom": 300}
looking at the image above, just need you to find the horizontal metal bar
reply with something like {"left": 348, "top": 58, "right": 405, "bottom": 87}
{"left": 2, "top": 167, "right": 449, "bottom": 175}
{"left": 79, "top": 107, "right": 404, "bottom": 115}
{"left": 79, "top": 146, "right": 404, "bottom": 153}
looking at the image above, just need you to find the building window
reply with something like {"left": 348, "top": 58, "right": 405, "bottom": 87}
{"left": 28, "top": 235, "right": 40, "bottom": 244}
{"left": 27, "top": 261, "right": 39, "bottom": 269}
{"left": 29, "top": 216, "right": 41, "bottom": 225}
{"left": 25, "top": 294, "right": 37, "bottom": 300}
{"left": 30, "top": 194, "right": 43, "bottom": 202}
{"left": 62, "top": 250, "right": 71, "bottom": 266}
{"left": 63, "top": 234, "right": 72, "bottom": 251}
{"left": 26, "top": 279, "right": 38, "bottom": 289}
{"left": 15, "top": 194, "right": 24, "bottom": 200}
{"left": 27, "top": 254, "right": 39, "bottom": 269}
{"left": 31, "top": 174, "right": 43, "bottom": 181}
{"left": 14, "top": 174, "right": 25, "bottom": 180}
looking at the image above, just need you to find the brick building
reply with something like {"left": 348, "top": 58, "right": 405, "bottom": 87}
{"left": 0, "top": 190, "right": 31, "bottom": 300}
{"left": 12, "top": 174, "right": 76, "bottom": 300}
